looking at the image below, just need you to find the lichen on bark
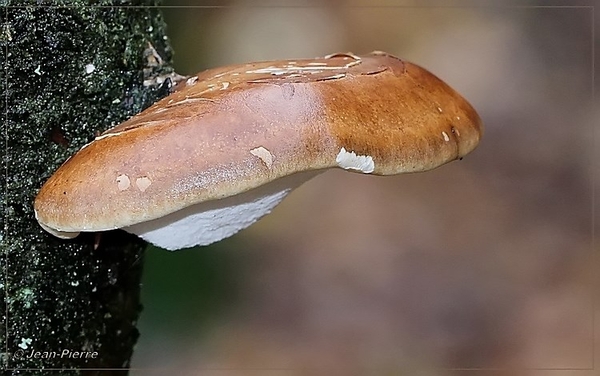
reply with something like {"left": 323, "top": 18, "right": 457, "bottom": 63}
{"left": 1, "top": 0, "right": 175, "bottom": 373}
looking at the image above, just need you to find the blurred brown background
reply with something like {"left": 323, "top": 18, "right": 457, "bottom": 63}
{"left": 130, "top": 1, "right": 598, "bottom": 374}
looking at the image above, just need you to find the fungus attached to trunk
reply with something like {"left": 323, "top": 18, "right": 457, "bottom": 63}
{"left": 34, "top": 51, "right": 483, "bottom": 251}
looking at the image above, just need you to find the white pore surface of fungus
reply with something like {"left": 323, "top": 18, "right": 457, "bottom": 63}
{"left": 124, "top": 170, "right": 321, "bottom": 251}
{"left": 335, "top": 147, "right": 375, "bottom": 173}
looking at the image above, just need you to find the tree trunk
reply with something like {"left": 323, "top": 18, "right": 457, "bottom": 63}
{"left": 1, "top": 1, "right": 175, "bottom": 373}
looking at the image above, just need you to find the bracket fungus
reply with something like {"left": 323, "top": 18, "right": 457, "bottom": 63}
{"left": 34, "top": 51, "right": 482, "bottom": 251}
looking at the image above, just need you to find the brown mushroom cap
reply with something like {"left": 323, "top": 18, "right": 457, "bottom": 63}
{"left": 34, "top": 51, "right": 482, "bottom": 249}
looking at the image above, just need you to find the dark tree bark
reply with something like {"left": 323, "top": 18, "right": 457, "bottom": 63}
{"left": 1, "top": 1, "right": 175, "bottom": 373}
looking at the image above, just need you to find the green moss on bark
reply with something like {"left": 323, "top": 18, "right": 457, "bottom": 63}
{"left": 1, "top": 1, "right": 175, "bottom": 373}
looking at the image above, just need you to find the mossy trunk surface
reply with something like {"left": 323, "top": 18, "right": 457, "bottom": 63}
{"left": 1, "top": 1, "right": 175, "bottom": 373}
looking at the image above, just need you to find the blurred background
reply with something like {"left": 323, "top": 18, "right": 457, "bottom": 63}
{"left": 130, "top": 0, "right": 597, "bottom": 374}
